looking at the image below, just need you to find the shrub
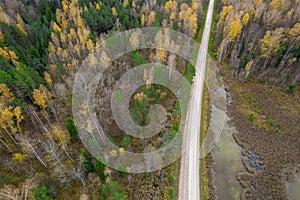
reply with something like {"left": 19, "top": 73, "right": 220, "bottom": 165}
{"left": 267, "top": 118, "right": 275, "bottom": 125}
{"left": 96, "top": 160, "right": 106, "bottom": 181}
{"left": 167, "top": 174, "right": 174, "bottom": 185}
{"left": 287, "top": 84, "right": 296, "bottom": 94}
{"left": 172, "top": 119, "right": 180, "bottom": 131}
{"left": 248, "top": 113, "right": 255, "bottom": 122}
{"left": 0, "top": 175, "right": 10, "bottom": 186}
{"left": 101, "top": 184, "right": 109, "bottom": 199}
{"left": 277, "top": 122, "right": 281, "bottom": 129}
{"left": 184, "top": 64, "right": 196, "bottom": 84}
{"left": 131, "top": 50, "right": 147, "bottom": 67}
{"left": 82, "top": 150, "right": 94, "bottom": 173}
{"left": 102, "top": 181, "right": 127, "bottom": 200}
{"left": 122, "top": 135, "right": 130, "bottom": 149}
{"left": 66, "top": 118, "right": 78, "bottom": 139}
{"left": 35, "top": 186, "right": 52, "bottom": 200}
{"left": 276, "top": 128, "right": 281, "bottom": 135}
{"left": 168, "top": 187, "right": 175, "bottom": 199}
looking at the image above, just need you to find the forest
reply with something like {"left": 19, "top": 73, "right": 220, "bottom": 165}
{"left": 0, "top": 0, "right": 299, "bottom": 200}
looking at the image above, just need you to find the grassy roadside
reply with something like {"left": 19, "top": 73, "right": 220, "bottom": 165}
{"left": 208, "top": 0, "right": 220, "bottom": 57}
{"left": 195, "top": 1, "right": 210, "bottom": 43}
{"left": 169, "top": 159, "right": 181, "bottom": 200}
{"left": 198, "top": 0, "right": 220, "bottom": 199}
{"left": 200, "top": 84, "right": 210, "bottom": 200}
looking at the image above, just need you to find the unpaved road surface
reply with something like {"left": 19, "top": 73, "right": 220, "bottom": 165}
{"left": 178, "top": 0, "right": 215, "bottom": 199}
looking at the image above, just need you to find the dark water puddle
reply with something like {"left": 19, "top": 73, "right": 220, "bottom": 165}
{"left": 245, "top": 150, "right": 263, "bottom": 172}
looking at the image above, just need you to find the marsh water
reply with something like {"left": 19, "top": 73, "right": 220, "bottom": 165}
{"left": 205, "top": 57, "right": 245, "bottom": 200}
{"left": 213, "top": 123, "right": 244, "bottom": 199}
{"left": 205, "top": 57, "right": 300, "bottom": 200}
{"left": 286, "top": 175, "right": 300, "bottom": 200}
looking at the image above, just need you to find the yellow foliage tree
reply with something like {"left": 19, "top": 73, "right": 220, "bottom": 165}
{"left": 164, "top": 0, "right": 173, "bottom": 13}
{"left": 129, "top": 30, "right": 141, "bottom": 49}
{"left": 16, "top": 13, "right": 25, "bottom": 27}
{"left": 33, "top": 85, "right": 52, "bottom": 109}
{"left": 270, "top": 0, "right": 285, "bottom": 11}
{"left": 123, "top": 0, "right": 129, "bottom": 7}
{"left": 8, "top": 50, "right": 18, "bottom": 61}
{"left": 134, "top": 92, "right": 147, "bottom": 103}
{"left": 242, "top": 13, "right": 250, "bottom": 25}
{"left": 0, "top": 6, "right": 4, "bottom": 22}
{"left": 0, "top": 106, "right": 14, "bottom": 128}
{"left": 154, "top": 30, "right": 171, "bottom": 50}
{"left": 289, "top": 23, "right": 300, "bottom": 41}
{"left": 164, "top": 0, "right": 178, "bottom": 14}
{"left": 13, "top": 107, "right": 23, "bottom": 123}
{"left": 287, "top": 8, "right": 294, "bottom": 18}
{"left": 188, "top": 13, "right": 198, "bottom": 37}
{"left": 95, "top": 3, "right": 100, "bottom": 10}
{"left": 53, "top": 22, "right": 62, "bottom": 33}
{"left": 60, "top": 32, "right": 67, "bottom": 43}
{"left": 178, "top": 4, "right": 198, "bottom": 37}
{"left": 51, "top": 125, "right": 69, "bottom": 145}
{"left": 112, "top": 7, "right": 118, "bottom": 16}
{"left": 33, "top": 89, "right": 47, "bottom": 109}
{"left": 156, "top": 49, "right": 166, "bottom": 62}
{"left": 0, "top": 48, "right": 19, "bottom": 66}
{"left": 78, "top": 16, "right": 83, "bottom": 28}
{"left": 0, "top": 47, "right": 10, "bottom": 61}
{"left": 0, "top": 84, "right": 15, "bottom": 102}
{"left": 0, "top": 84, "right": 22, "bottom": 150}
{"left": 170, "top": 12, "right": 175, "bottom": 21}
{"left": 44, "top": 72, "right": 52, "bottom": 85}
{"left": 12, "top": 153, "right": 26, "bottom": 162}
{"left": 0, "top": 31, "right": 4, "bottom": 41}
{"left": 86, "top": 39, "right": 94, "bottom": 52}
{"left": 255, "top": 0, "right": 263, "bottom": 7}
{"left": 119, "top": 147, "right": 125, "bottom": 155}
{"left": 100, "top": 51, "right": 111, "bottom": 68}
{"left": 16, "top": 24, "right": 27, "bottom": 36}
{"left": 219, "top": 6, "right": 233, "bottom": 21}
{"left": 48, "top": 0, "right": 92, "bottom": 76}
{"left": 132, "top": 1, "right": 136, "bottom": 8}
{"left": 229, "top": 17, "right": 242, "bottom": 42}
{"left": 192, "top": 2, "right": 199, "bottom": 11}
{"left": 62, "top": 0, "right": 68, "bottom": 12}
{"left": 178, "top": 3, "right": 188, "bottom": 21}
{"left": 259, "top": 28, "right": 285, "bottom": 58}
{"left": 141, "top": 14, "right": 145, "bottom": 26}
{"left": 148, "top": 11, "right": 156, "bottom": 26}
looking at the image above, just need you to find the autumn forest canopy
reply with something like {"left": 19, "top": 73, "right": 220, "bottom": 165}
{"left": 0, "top": 0, "right": 299, "bottom": 199}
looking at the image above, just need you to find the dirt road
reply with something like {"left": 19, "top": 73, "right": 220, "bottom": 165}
{"left": 178, "top": 0, "right": 215, "bottom": 199}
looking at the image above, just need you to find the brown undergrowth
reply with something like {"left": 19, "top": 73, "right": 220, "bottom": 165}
{"left": 221, "top": 64, "right": 300, "bottom": 200}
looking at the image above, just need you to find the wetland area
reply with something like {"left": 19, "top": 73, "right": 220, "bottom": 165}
{"left": 205, "top": 59, "right": 299, "bottom": 200}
